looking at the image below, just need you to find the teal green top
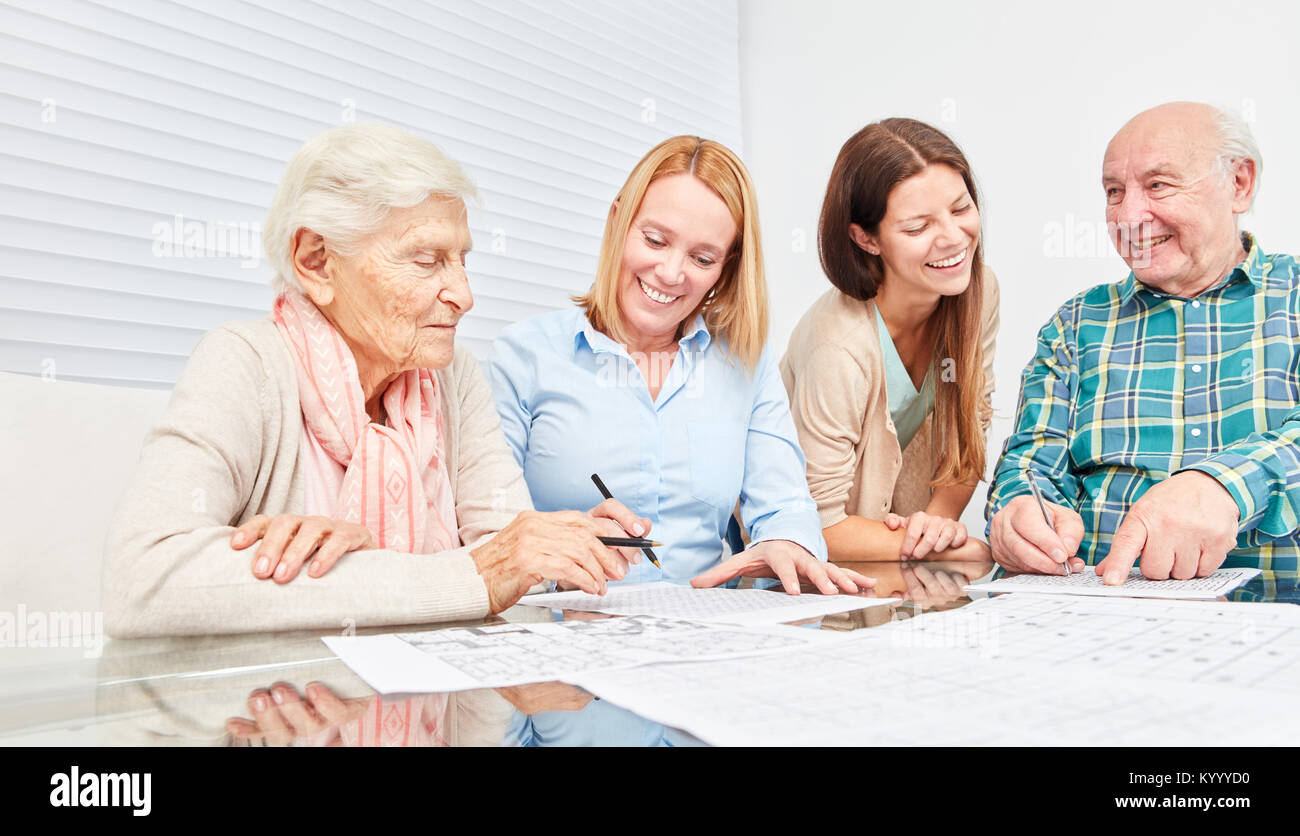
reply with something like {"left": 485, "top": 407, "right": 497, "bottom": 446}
{"left": 876, "top": 307, "right": 934, "bottom": 452}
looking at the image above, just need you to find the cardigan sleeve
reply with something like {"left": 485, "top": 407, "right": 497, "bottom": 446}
{"left": 102, "top": 325, "right": 494, "bottom": 638}
{"left": 783, "top": 340, "right": 875, "bottom": 529}
{"left": 447, "top": 346, "right": 535, "bottom": 548}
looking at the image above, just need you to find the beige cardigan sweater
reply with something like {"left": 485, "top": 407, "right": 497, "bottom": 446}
{"left": 780, "top": 269, "right": 1000, "bottom": 527}
{"left": 103, "top": 320, "right": 532, "bottom": 638}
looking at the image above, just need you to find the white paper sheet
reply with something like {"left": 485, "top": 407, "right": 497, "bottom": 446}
{"left": 964, "top": 567, "right": 1260, "bottom": 599}
{"left": 322, "top": 613, "right": 842, "bottom": 694}
{"left": 568, "top": 593, "right": 1300, "bottom": 745}
{"left": 885, "top": 592, "right": 1300, "bottom": 691}
{"left": 515, "top": 581, "right": 898, "bottom": 625}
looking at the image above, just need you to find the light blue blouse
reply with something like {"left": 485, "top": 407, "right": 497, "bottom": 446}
{"left": 488, "top": 306, "right": 826, "bottom": 579}
{"left": 488, "top": 306, "right": 826, "bottom": 746}
{"left": 876, "top": 308, "right": 934, "bottom": 452}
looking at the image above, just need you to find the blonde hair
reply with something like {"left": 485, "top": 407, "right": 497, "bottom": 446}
{"left": 263, "top": 123, "right": 478, "bottom": 295}
{"left": 574, "top": 136, "right": 768, "bottom": 372}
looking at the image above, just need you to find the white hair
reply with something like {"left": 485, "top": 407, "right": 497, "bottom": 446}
{"left": 263, "top": 123, "right": 479, "bottom": 295}
{"left": 1211, "top": 106, "right": 1262, "bottom": 210}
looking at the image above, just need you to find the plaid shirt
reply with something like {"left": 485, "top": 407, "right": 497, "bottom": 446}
{"left": 987, "top": 234, "right": 1300, "bottom": 571}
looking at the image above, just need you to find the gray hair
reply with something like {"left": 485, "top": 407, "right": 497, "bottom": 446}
{"left": 263, "top": 123, "right": 479, "bottom": 295}
{"left": 1211, "top": 106, "right": 1262, "bottom": 210}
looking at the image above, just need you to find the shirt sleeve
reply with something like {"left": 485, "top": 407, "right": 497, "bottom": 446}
{"left": 985, "top": 307, "right": 1084, "bottom": 530}
{"left": 1180, "top": 404, "right": 1300, "bottom": 539}
{"left": 740, "top": 346, "right": 828, "bottom": 561}
{"left": 486, "top": 325, "right": 534, "bottom": 470}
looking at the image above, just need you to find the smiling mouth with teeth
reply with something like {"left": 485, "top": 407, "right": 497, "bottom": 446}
{"left": 925, "top": 248, "right": 967, "bottom": 269}
{"left": 1132, "top": 235, "right": 1172, "bottom": 250}
{"left": 638, "top": 278, "right": 680, "bottom": 304}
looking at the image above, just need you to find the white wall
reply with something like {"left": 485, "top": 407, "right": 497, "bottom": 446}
{"left": 739, "top": 0, "right": 1300, "bottom": 533}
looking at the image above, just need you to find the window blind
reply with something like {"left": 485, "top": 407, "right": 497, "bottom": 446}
{"left": 0, "top": 0, "right": 742, "bottom": 386}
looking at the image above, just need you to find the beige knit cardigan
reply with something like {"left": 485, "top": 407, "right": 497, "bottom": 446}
{"left": 103, "top": 319, "right": 532, "bottom": 638}
{"left": 780, "top": 268, "right": 1000, "bottom": 527}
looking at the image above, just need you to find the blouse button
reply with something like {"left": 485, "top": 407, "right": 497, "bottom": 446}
{"left": 880, "top": 500, "right": 889, "bottom": 512}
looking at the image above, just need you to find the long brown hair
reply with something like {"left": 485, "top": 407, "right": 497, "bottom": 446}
{"left": 574, "top": 136, "right": 768, "bottom": 372}
{"left": 818, "top": 118, "right": 989, "bottom": 487}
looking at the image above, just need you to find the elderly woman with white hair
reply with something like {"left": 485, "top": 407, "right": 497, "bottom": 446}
{"left": 104, "top": 124, "right": 641, "bottom": 637}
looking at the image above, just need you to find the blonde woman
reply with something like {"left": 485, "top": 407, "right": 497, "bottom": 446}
{"left": 782, "top": 118, "right": 999, "bottom": 564}
{"left": 489, "top": 136, "right": 874, "bottom": 745}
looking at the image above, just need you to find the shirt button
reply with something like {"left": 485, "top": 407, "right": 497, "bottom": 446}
{"left": 880, "top": 501, "right": 889, "bottom": 512}
{"left": 1191, "top": 427, "right": 1202, "bottom": 437}
{"left": 1191, "top": 300, "right": 1201, "bottom": 308}
{"left": 1191, "top": 364, "right": 1202, "bottom": 373}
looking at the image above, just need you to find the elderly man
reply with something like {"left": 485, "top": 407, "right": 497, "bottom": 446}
{"left": 986, "top": 101, "right": 1299, "bottom": 584}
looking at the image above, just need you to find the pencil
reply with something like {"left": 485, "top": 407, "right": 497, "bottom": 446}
{"left": 598, "top": 537, "right": 664, "bottom": 548}
{"left": 1027, "top": 473, "right": 1070, "bottom": 576}
{"left": 590, "top": 472, "right": 663, "bottom": 569}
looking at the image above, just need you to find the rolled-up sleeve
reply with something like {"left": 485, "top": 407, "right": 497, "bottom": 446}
{"left": 985, "top": 309, "right": 1084, "bottom": 532}
{"left": 1182, "top": 404, "right": 1300, "bottom": 539}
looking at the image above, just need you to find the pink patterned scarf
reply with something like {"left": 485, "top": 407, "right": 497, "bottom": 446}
{"left": 272, "top": 290, "right": 459, "bottom": 554}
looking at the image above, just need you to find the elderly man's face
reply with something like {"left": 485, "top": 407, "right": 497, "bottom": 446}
{"left": 322, "top": 195, "right": 473, "bottom": 375}
{"left": 1102, "top": 107, "right": 1248, "bottom": 296}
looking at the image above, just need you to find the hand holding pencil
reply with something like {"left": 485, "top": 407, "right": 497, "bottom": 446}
{"left": 590, "top": 474, "right": 662, "bottom": 569}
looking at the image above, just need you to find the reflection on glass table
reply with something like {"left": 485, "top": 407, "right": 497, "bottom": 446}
{"left": 4, "top": 567, "right": 1295, "bottom": 746}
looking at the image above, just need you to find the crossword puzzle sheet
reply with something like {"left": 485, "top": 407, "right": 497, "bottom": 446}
{"left": 886, "top": 592, "right": 1300, "bottom": 692}
{"left": 322, "top": 614, "right": 841, "bottom": 694}
{"left": 572, "top": 597, "right": 1300, "bottom": 746}
{"left": 965, "top": 567, "right": 1260, "bottom": 599}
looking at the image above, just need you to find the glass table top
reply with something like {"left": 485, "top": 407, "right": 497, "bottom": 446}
{"left": 3, "top": 561, "right": 1294, "bottom": 747}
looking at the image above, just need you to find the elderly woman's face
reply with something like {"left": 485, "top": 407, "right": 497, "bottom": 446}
{"left": 323, "top": 195, "right": 473, "bottom": 374}
{"left": 616, "top": 174, "right": 736, "bottom": 346}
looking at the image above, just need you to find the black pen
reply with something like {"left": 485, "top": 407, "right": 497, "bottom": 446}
{"left": 598, "top": 537, "right": 663, "bottom": 548}
{"left": 590, "top": 473, "right": 663, "bottom": 569}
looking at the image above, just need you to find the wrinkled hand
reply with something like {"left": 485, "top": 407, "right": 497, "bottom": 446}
{"left": 989, "top": 495, "right": 1086, "bottom": 575}
{"left": 471, "top": 509, "right": 633, "bottom": 613}
{"left": 225, "top": 682, "right": 372, "bottom": 746}
{"left": 232, "top": 514, "right": 375, "bottom": 582}
{"left": 690, "top": 539, "right": 877, "bottom": 595}
{"left": 1096, "top": 471, "right": 1239, "bottom": 585}
{"left": 885, "top": 511, "right": 968, "bottom": 558}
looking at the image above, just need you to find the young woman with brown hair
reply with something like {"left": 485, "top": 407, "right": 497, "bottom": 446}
{"left": 781, "top": 118, "right": 999, "bottom": 563}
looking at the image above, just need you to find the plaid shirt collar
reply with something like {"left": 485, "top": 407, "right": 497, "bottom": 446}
{"left": 1117, "top": 232, "right": 1267, "bottom": 305}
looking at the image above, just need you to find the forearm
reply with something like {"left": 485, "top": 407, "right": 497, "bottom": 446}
{"left": 1181, "top": 406, "right": 1300, "bottom": 539}
{"left": 824, "top": 515, "right": 990, "bottom": 563}
{"left": 104, "top": 524, "right": 491, "bottom": 638}
{"left": 823, "top": 516, "right": 908, "bottom": 561}
{"left": 985, "top": 310, "right": 1083, "bottom": 525}
{"left": 926, "top": 483, "right": 977, "bottom": 520}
